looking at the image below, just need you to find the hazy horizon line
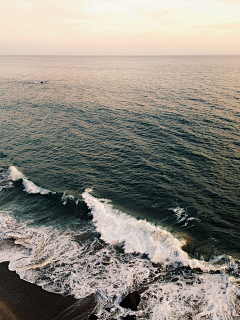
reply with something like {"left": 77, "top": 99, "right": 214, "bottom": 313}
{"left": 1, "top": 54, "right": 240, "bottom": 57}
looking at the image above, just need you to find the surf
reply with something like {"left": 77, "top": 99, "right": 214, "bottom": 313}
{"left": 0, "top": 166, "right": 240, "bottom": 319}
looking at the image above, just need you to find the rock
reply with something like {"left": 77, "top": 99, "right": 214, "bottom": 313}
{"left": 120, "top": 291, "right": 140, "bottom": 311}
{"left": 88, "top": 315, "right": 98, "bottom": 319}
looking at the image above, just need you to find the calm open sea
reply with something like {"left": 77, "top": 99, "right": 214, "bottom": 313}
{"left": 0, "top": 55, "right": 240, "bottom": 319}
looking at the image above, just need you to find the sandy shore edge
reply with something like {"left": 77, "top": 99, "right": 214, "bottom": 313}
{"left": 0, "top": 262, "right": 97, "bottom": 320}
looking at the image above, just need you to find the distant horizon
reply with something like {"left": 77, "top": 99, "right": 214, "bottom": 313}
{"left": 1, "top": 54, "right": 240, "bottom": 57}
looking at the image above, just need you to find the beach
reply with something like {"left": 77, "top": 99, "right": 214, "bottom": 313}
{"left": 0, "top": 262, "right": 98, "bottom": 320}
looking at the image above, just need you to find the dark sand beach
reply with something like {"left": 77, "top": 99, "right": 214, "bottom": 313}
{"left": 0, "top": 262, "right": 97, "bottom": 320}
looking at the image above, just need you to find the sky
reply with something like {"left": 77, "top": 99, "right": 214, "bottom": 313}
{"left": 0, "top": 0, "right": 240, "bottom": 55}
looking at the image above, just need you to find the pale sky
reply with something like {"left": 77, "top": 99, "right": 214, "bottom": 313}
{"left": 0, "top": 0, "right": 240, "bottom": 55}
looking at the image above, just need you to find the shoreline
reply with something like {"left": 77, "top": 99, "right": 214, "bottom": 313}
{"left": 0, "top": 262, "right": 97, "bottom": 320}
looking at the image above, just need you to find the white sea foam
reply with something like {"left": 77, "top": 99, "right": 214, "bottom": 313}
{"left": 8, "top": 166, "right": 24, "bottom": 181}
{"left": 171, "top": 207, "right": 186, "bottom": 222}
{"left": 82, "top": 190, "right": 240, "bottom": 319}
{"left": 82, "top": 189, "right": 203, "bottom": 268}
{"left": 170, "top": 206, "right": 200, "bottom": 227}
{"left": 0, "top": 211, "right": 154, "bottom": 308}
{"left": 8, "top": 166, "right": 51, "bottom": 195}
{"left": 141, "top": 272, "right": 240, "bottom": 320}
{"left": 0, "top": 206, "right": 239, "bottom": 320}
{"left": 61, "top": 192, "right": 75, "bottom": 205}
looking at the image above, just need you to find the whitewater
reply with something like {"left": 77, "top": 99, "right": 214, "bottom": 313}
{"left": 0, "top": 166, "right": 239, "bottom": 319}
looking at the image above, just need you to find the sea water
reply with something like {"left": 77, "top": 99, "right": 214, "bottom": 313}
{"left": 0, "top": 55, "right": 240, "bottom": 319}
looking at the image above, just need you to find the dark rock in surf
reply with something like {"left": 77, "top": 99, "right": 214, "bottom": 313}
{"left": 120, "top": 291, "right": 140, "bottom": 311}
{"left": 88, "top": 314, "right": 98, "bottom": 319}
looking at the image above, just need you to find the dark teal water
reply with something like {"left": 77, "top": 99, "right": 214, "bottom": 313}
{"left": 0, "top": 56, "right": 240, "bottom": 319}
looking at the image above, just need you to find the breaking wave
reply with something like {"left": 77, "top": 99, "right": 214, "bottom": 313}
{"left": 8, "top": 166, "right": 51, "bottom": 195}
{"left": 82, "top": 189, "right": 202, "bottom": 268}
{"left": 0, "top": 168, "right": 240, "bottom": 319}
{"left": 3, "top": 167, "right": 82, "bottom": 208}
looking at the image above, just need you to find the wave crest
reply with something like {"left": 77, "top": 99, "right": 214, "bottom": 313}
{"left": 8, "top": 166, "right": 51, "bottom": 195}
{"left": 82, "top": 189, "right": 204, "bottom": 268}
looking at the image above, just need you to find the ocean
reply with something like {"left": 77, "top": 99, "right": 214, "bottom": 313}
{"left": 0, "top": 55, "right": 239, "bottom": 319}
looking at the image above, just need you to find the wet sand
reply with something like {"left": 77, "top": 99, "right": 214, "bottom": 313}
{"left": 0, "top": 262, "right": 97, "bottom": 320}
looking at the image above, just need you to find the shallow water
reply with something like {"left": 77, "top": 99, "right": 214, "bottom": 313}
{"left": 0, "top": 55, "right": 240, "bottom": 319}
